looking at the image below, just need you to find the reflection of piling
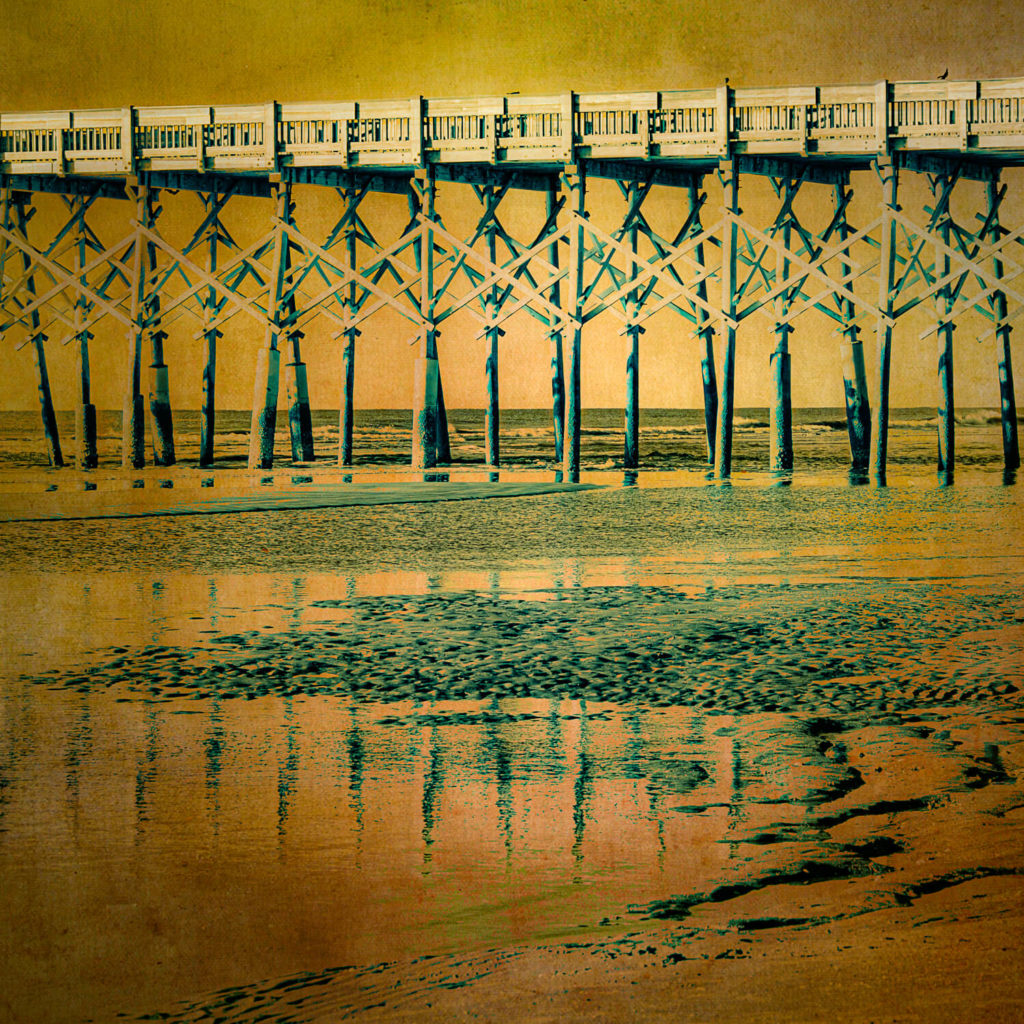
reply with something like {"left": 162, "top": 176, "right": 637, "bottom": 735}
{"left": 277, "top": 698, "right": 299, "bottom": 840}
{"left": 421, "top": 726, "right": 444, "bottom": 865}
{"left": 571, "top": 700, "right": 592, "bottom": 883}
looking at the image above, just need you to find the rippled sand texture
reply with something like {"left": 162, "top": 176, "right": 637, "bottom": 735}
{"left": 1, "top": 474, "right": 1023, "bottom": 1022}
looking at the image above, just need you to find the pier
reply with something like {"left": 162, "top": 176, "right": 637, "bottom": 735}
{"left": 1, "top": 77, "right": 1023, "bottom": 482}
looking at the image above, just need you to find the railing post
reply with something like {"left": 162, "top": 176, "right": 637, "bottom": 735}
{"left": 411, "top": 169, "right": 438, "bottom": 470}
{"left": 987, "top": 176, "right": 1019, "bottom": 474}
{"left": 932, "top": 173, "right": 956, "bottom": 485}
{"left": 714, "top": 158, "right": 739, "bottom": 480}
{"left": 8, "top": 190, "right": 63, "bottom": 467}
{"left": 687, "top": 178, "right": 716, "bottom": 466}
{"left": 560, "top": 164, "right": 585, "bottom": 482}
{"left": 770, "top": 177, "right": 794, "bottom": 474}
{"left": 546, "top": 180, "right": 566, "bottom": 465}
{"left": 834, "top": 182, "right": 871, "bottom": 480}
{"left": 871, "top": 157, "right": 898, "bottom": 486}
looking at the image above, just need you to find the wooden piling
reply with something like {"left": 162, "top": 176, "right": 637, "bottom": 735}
{"left": 833, "top": 183, "right": 871, "bottom": 476}
{"left": 124, "top": 185, "right": 148, "bottom": 469}
{"left": 687, "top": 181, "right": 717, "bottom": 466}
{"left": 933, "top": 174, "right": 956, "bottom": 485}
{"left": 436, "top": 372, "right": 451, "bottom": 464}
{"left": 714, "top": 160, "right": 739, "bottom": 481}
{"left": 871, "top": 159, "right": 898, "bottom": 485}
{"left": 199, "top": 190, "right": 220, "bottom": 468}
{"left": 987, "top": 178, "right": 1019, "bottom": 472}
{"left": 284, "top": 341, "right": 314, "bottom": 463}
{"left": 624, "top": 182, "right": 640, "bottom": 470}
{"left": 339, "top": 328, "right": 356, "bottom": 466}
{"left": 9, "top": 193, "right": 63, "bottom": 467}
{"left": 769, "top": 178, "right": 794, "bottom": 474}
{"left": 411, "top": 171, "right": 439, "bottom": 470}
{"left": 546, "top": 183, "right": 566, "bottom": 465}
{"left": 135, "top": 186, "right": 175, "bottom": 466}
{"left": 561, "top": 165, "right": 585, "bottom": 481}
{"left": 249, "top": 182, "right": 290, "bottom": 469}
{"left": 485, "top": 188, "right": 501, "bottom": 467}
{"left": 339, "top": 185, "right": 359, "bottom": 467}
{"left": 71, "top": 197, "right": 97, "bottom": 469}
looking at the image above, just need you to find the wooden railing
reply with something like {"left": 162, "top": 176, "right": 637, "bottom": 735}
{"left": 3, "top": 78, "right": 1024, "bottom": 179}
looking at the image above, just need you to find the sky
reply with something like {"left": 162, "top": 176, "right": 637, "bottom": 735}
{"left": 2, "top": 0, "right": 1024, "bottom": 411}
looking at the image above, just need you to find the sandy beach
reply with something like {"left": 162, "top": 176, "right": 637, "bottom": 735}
{"left": 1, "top": 413, "right": 1023, "bottom": 1023}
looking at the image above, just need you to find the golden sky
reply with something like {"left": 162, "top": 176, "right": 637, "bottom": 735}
{"left": 2, "top": 0, "right": 1023, "bottom": 411}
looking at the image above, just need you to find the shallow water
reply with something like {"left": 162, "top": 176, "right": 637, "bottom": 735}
{"left": 1, "top": 417, "right": 1023, "bottom": 1023}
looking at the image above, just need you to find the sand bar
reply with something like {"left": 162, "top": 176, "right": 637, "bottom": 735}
{"left": 0, "top": 480, "right": 601, "bottom": 522}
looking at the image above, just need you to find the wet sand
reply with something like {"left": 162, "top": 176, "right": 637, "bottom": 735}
{"left": 1, "top": 427, "right": 1023, "bottom": 1022}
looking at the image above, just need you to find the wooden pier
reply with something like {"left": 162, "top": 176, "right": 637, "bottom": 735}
{"left": 1, "top": 77, "right": 1023, "bottom": 481}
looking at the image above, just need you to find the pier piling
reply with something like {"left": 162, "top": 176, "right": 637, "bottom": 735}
{"left": 871, "top": 157, "right": 898, "bottom": 486}
{"left": 561, "top": 165, "right": 585, "bottom": 482}
{"left": 714, "top": 159, "right": 739, "bottom": 481}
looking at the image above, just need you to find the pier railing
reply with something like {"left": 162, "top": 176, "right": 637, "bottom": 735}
{"left": 4, "top": 78, "right": 1024, "bottom": 179}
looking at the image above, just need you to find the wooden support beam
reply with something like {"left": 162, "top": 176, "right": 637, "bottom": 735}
{"left": 871, "top": 158, "right": 898, "bottom": 485}
{"left": 546, "top": 182, "right": 566, "bottom": 465}
{"left": 735, "top": 156, "right": 849, "bottom": 186}
{"left": 932, "top": 173, "right": 957, "bottom": 484}
{"left": 714, "top": 159, "right": 739, "bottom": 481}
{"left": 833, "top": 183, "right": 871, "bottom": 478}
{"left": 561, "top": 165, "right": 586, "bottom": 481}
{"left": 898, "top": 153, "right": 998, "bottom": 183}
{"left": 770, "top": 178, "right": 795, "bottom": 474}
{"left": 987, "top": 177, "right": 1020, "bottom": 474}
{"left": 683, "top": 181, "right": 716, "bottom": 466}
{"left": 7, "top": 191, "right": 64, "bottom": 467}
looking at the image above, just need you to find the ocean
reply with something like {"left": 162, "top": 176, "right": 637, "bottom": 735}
{"left": 0, "top": 406, "right": 1022, "bottom": 1022}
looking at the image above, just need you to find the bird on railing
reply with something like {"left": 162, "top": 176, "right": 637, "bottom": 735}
{"left": 938, "top": 69, "right": 949, "bottom": 80}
